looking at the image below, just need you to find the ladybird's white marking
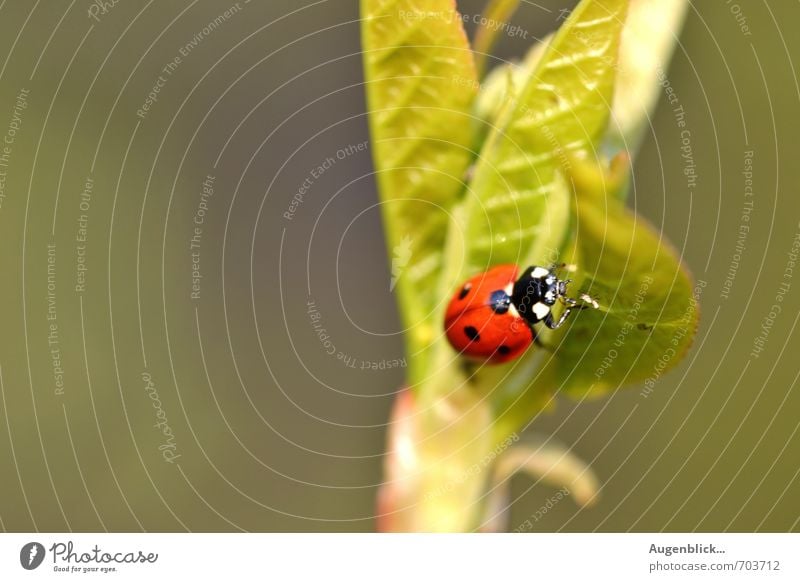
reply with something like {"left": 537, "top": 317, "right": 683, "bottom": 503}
{"left": 545, "top": 290, "right": 555, "bottom": 301}
{"left": 531, "top": 267, "right": 549, "bottom": 279}
{"left": 532, "top": 302, "right": 550, "bottom": 319}
{"left": 503, "top": 283, "right": 520, "bottom": 318}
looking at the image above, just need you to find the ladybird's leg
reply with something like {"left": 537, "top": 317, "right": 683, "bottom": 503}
{"left": 543, "top": 309, "right": 565, "bottom": 329}
{"left": 545, "top": 301, "right": 590, "bottom": 329}
{"left": 560, "top": 294, "right": 598, "bottom": 311}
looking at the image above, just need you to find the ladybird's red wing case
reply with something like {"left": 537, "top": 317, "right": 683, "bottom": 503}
{"left": 444, "top": 265, "right": 517, "bottom": 322}
{"left": 444, "top": 265, "right": 534, "bottom": 364}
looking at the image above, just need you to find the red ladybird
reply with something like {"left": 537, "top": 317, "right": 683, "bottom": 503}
{"left": 444, "top": 264, "right": 599, "bottom": 364}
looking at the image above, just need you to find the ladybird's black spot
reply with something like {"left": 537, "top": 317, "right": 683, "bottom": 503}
{"left": 458, "top": 283, "right": 471, "bottom": 300}
{"left": 497, "top": 345, "right": 511, "bottom": 355}
{"left": 464, "top": 326, "right": 480, "bottom": 342}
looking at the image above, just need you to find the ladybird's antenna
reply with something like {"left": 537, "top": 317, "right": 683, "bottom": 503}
{"left": 546, "top": 292, "right": 601, "bottom": 330}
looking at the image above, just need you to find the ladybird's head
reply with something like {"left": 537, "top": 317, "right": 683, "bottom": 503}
{"left": 542, "top": 271, "right": 574, "bottom": 306}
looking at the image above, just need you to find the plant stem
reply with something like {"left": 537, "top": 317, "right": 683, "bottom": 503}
{"left": 377, "top": 386, "right": 495, "bottom": 532}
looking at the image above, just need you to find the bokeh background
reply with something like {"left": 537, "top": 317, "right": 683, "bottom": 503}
{"left": 0, "top": 0, "right": 798, "bottom": 532}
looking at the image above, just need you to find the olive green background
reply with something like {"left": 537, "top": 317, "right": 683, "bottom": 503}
{"left": 0, "top": 0, "right": 798, "bottom": 532}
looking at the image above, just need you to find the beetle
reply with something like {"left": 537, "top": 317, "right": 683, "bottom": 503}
{"left": 444, "top": 264, "right": 598, "bottom": 363}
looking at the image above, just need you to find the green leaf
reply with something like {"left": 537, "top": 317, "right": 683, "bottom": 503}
{"left": 553, "top": 157, "right": 699, "bottom": 397}
{"left": 364, "top": 0, "right": 698, "bottom": 533}
{"left": 485, "top": 155, "right": 698, "bottom": 435}
{"left": 473, "top": 34, "right": 553, "bottom": 140}
{"left": 361, "top": 0, "right": 478, "bottom": 378}
{"left": 440, "top": 0, "right": 629, "bottom": 414}
{"left": 473, "top": 0, "right": 522, "bottom": 77}
{"left": 455, "top": 0, "right": 629, "bottom": 292}
{"left": 604, "top": 0, "right": 690, "bottom": 160}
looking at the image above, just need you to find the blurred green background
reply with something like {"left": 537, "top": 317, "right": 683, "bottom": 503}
{"left": 0, "top": 0, "right": 798, "bottom": 532}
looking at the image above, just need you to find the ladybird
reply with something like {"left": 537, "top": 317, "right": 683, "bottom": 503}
{"left": 444, "top": 264, "right": 599, "bottom": 364}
